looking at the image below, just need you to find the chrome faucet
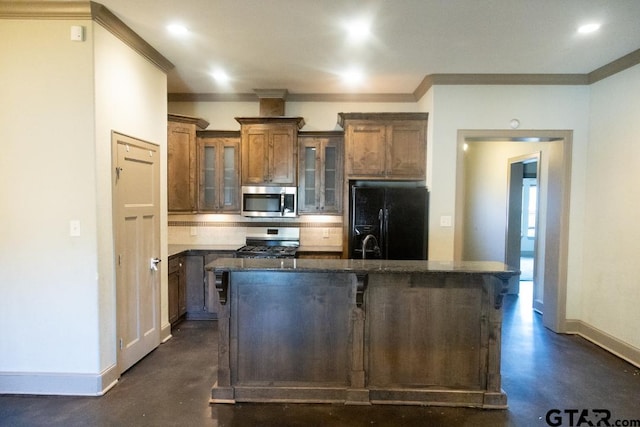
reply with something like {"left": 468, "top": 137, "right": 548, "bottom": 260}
{"left": 362, "top": 234, "right": 381, "bottom": 259}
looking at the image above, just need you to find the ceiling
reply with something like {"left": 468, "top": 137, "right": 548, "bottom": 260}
{"left": 94, "top": 0, "right": 640, "bottom": 96}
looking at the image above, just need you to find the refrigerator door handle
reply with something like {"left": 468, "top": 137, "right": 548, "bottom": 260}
{"left": 378, "top": 208, "right": 384, "bottom": 255}
{"left": 384, "top": 208, "right": 390, "bottom": 258}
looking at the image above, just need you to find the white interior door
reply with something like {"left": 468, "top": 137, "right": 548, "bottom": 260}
{"left": 112, "top": 132, "right": 161, "bottom": 374}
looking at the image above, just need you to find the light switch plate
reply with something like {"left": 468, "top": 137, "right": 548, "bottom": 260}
{"left": 69, "top": 220, "right": 81, "bottom": 237}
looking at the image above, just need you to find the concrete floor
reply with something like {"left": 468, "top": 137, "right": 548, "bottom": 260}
{"left": 1, "top": 283, "right": 639, "bottom": 426}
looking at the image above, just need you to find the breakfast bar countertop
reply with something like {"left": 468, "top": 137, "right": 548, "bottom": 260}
{"left": 206, "top": 257, "right": 519, "bottom": 277}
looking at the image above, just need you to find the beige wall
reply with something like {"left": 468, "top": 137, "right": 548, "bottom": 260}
{"left": 416, "top": 88, "right": 435, "bottom": 186}
{"left": 0, "top": 18, "right": 167, "bottom": 395}
{"left": 461, "top": 141, "right": 550, "bottom": 261}
{"left": 0, "top": 19, "right": 99, "bottom": 377}
{"left": 93, "top": 23, "right": 168, "bottom": 378}
{"left": 460, "top": 140, "right": 558, "bottom": 314}
{"left": 583, "top": 65, "right": 640, "bottom": 349}
{"left": 428, "top": 85, "right": 589, "bottom": 267}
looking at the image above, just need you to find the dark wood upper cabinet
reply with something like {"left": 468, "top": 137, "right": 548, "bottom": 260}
{"left": 237, "top": 117, "right": 305, "bottom": 186}
{"left": 298, "top": 132, "right": 344, "bottom": 214}
{"left": 168, "top": 114, "right": 209, "bottom": 213}
{"left": 197, "top": 131, "right": 241, "bottom": 212}
{"left": 338, "top": 112, "right": 428, "bottom": 180}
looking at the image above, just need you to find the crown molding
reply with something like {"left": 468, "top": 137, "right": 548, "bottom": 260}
{"left": 168, "top": 92, "right": 418, "bottom": 103}
{"left": 235, "top": 116, "right": 305, "bottom": 129}
{"left": 588, "top": 48, "right": 640, "bottom": 84}
{"left": 414, "top": 73, "right": 589, "bottom": 98}
{"left": 168, "top": 113, "right": 209, "bottom": 130}
{"left": 0, "top": 1, "right": 92, "bottom": 19}
{"left": 429, "top": 73, "right": 588, "bottom": 85}
{"left": 90, "top": 2, "right": 173, "bottom": 72}
{"left": 0, "top": 1, "right": 173, "bottom": 73}
{"left": 337, "top": 112, "right": 428, "bottom": 128}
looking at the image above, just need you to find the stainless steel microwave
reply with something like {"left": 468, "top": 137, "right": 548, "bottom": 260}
{"left": 241, "top": 186, "right": 297, "bottom": 217}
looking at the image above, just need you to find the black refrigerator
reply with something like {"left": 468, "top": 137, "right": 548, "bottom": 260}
{"left": 349, "top": 185, "right": 429, "bottom": 260}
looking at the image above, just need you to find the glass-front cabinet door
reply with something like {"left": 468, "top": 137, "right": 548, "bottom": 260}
{"left": 298, "top": 133, "right": 343, "bottom": 214}
{"left": 302, "top": 144, "right": 319, "bottom": 210}
{"left": 198, "top": 135, "right": 240, "bottom": 212}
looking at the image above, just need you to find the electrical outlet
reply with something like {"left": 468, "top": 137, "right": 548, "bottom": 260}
{"left": 440, "top": 216, "right": 452, "bottom": 227}
{"left": 190, "top": 227, "right": 198, "bottom": 236}
{"left": 322, "top": 228, "right": 330, "bottom": 239}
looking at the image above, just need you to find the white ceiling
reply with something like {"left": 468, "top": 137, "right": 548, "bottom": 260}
{"left": 96, "top": 0, "right": 640, "bottom": 95}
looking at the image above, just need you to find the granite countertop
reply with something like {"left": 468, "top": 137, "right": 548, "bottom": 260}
{"left": 169, "top": 244, "right": 243, "bottom": 258}
{"left": 206, "top": 257, "right": 519, "bottom": 277}
{"left": 170, "top": 245, "right": 342, "bottom": 258}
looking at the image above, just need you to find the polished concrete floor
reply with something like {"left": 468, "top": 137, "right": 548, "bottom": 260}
{"left": 1, "top": 283, "right": 639, "bottom": 427}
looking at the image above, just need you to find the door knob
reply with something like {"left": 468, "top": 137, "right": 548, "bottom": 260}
{"left": 150, "top": 257, "right": 161, "bottom": 271}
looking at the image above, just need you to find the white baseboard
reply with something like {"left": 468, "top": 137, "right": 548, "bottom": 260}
{"left": 565, "top": 319, "right": 640, "bottom": 368}
{"left": 0, "top": 363, "right": 119, "bottom": 396}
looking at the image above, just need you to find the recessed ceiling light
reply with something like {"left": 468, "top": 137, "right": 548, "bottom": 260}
{"left": 167, "top": 23, "right": 189, "bottom": 37}
{"left": 577, "top": 23, "right": 601, "bottom": 34}
{"left": 341, "top": 68, "right": 364, "bottom": 85}
{"left": 211, "top": 69, "right": 230, "bottom": 84}
{"left": 345, "top": 18, "right": 371, "bottom": 43}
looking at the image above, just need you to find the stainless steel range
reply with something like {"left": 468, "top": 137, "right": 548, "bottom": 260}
{"left": 235, "top": 227, "right": 300, "bottom": 258}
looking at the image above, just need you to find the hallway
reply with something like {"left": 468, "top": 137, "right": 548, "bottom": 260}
{"left": 1, "top": 288, "right": 639, "bottom": 426}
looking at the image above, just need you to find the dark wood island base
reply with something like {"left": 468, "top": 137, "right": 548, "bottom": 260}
{"left": 206, "top": 259, "right": 518, "bottom": 409}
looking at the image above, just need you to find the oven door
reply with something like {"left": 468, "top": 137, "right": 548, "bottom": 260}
{"left": 241, "top": 186, "right": 297, "bottom": 217}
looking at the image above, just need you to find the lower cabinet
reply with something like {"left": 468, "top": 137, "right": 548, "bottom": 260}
{"left": 185, "top": 255, "right": 207, "bottom": 319}
{"left": 178, "top": 250, "right": 237, "bottom": 321}
{"left": 168, "top": 255, "right": 187, "bottom": 326}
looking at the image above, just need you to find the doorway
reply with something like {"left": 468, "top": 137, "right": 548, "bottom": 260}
{"left": 112, "top": 132, "right": 161, "bottom": 374}
{"left": 455, "top": 130, "right": 572, "bottom": 333}
{"left": 505, "top": 154, "right": 540, "bottom": 311}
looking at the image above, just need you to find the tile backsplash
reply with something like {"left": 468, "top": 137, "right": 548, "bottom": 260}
{"left": 168, "top": 225, "right": 246, "bottom": 246}
{"left": 168, "top": 217, "right": 343, "bottom": 249}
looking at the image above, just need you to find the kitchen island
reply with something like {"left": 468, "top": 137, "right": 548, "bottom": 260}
{"left": 205, "top": 258, "right": 518, "bottom": 408}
